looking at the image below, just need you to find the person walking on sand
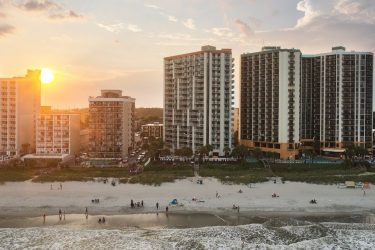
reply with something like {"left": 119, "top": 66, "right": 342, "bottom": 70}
{"left": 216, "top": 191, "right": 218, "bottom": 198}
{"left": 63, "top": 210, "right": 66, "bottom": 220}
{"left": 43, "top": 214, "right": 46, "bottom": 223}
{"left": 156, "top": 202, "right": 159, "bottom": 210}
{"left": 363, "top": 190, "right": 366, "bottom": 196}
{"left": 60, "top": 183, "right": 62, "bottom": 190}
{"left": 85, "top": 207, "right": 88, "bottom": 219}
{"left": 166, "top": 206, "right": 169, "bottom": 213}
{"left": 50, "top": 184, "right": 53, "bottom": 190}
{"left": 141, "top": 200, "right": 144, "bottom": 207}
{"left": 237, "top": 206, "right": 240, "bottom": 213}
{"left": 59, "top": 209, "right": 62, "bottom": 220}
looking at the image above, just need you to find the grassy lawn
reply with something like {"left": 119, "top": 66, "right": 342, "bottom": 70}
{"left": 199, "top": 162, "right": 269, "bottom": 184}
{"left": 123, "top": 162, "right": 194, "bottom": 186}
{"left": 0, "top": 166, "right": 39, "bottom": 183}
{"left": 1, "top": 161, "right": 375, "bottom": 185}
{"left": 32, "top": 167, "right": 131, "bottom": 182}
{"left": 271, "top": 164, "right": 375, "bottom": 184}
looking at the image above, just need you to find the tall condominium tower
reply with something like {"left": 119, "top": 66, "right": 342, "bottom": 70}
{"left": 88, "top": 90, "right": 135, "bottom": 159}
{"left": 240, "top": 47, "right": 301, "bottom": 159}
{"left": 164, "top": 45, "right": 234, "bottom": 156}
{"left": 300, "top": 47, "right": 373, "bottom": 156}
{"left": 0, "top": 70, "right": 41, "bottom": 156}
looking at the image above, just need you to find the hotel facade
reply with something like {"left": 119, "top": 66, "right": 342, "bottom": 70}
{"left": 240, "top": 47, "right": 301, "bottom": 159}
{"left": 163, "top": 45, "right": 234, "bottom": 156}
{"left": 300, "top": 47, "right": 373, "bottom": 156}
{"left": 0, "top": 70, "right": 41, "bottom": 156}
{"left": 88, "top": 90, "right": 135, "bottom": 159}
{"left": 36, "top": 106, "right": 80, "bottom": 156}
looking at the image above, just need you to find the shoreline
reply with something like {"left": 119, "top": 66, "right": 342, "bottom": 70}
{"left": 0, "top": 209, "right": 374, "bottom": 230}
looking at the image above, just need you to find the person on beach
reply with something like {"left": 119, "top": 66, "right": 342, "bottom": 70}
{"left": 237, "top": 206, "right": 240, "bottom": 213}
{"left": 85, "top": 207, "right": 88, "bottom": 219}
{"left": 43, "top": 214, "right": 46, "bottom": 223}
{"left": 60, "top": 183, "right": 62, "bottom": 190}
{"left": 156, "top": 202, "right": 159, "bottom": 210}
{"left": 59, "top": 209, "right": 62, "bottom": 220}
{"left": 141, "top": 200, "right": 143, "bottom": 207}
{"left": 63, "top": 210, "right": 65, "bottom": 220}
{"left": 131, "top": 199, "right": 134, "bottom": 208}
{"left": 216, "top": 191, "right": 218, "bottom": 198}
{"left": 50, "top": 184, "right": 53, "bottom": 190}
{"left": 166, "top": 206, "right": 169, "bottom": 213}
{"left": 363, "top": 190, "right": 366, "bottom": 196}
{"left": 102, "top": 217, "right": 105, "bottom": 223}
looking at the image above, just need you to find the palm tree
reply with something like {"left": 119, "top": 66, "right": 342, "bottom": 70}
{"left": 223, "top": 146, "right": 231, "bottom": 157}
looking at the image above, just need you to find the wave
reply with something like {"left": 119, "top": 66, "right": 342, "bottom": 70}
{"left": 0, "top": 221, "right": 375, "bottom": 249}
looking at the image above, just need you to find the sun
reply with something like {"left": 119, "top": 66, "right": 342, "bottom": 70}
{"left": 40, "top": 68, "right": 54, "bottom": 84}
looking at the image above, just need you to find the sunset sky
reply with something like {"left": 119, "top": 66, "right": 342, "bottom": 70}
{"left": 0, "top": 0, "right": 374, "bottom": 108}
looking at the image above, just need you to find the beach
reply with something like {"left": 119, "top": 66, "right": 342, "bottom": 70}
{"left": 0, "top": 178, "right": 375, "bottom": 249}
{"left": 0, "top": 177, "right": 374, "bottom": 219}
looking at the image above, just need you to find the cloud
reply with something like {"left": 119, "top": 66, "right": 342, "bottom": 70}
{"left": 49, "top": 10, "right": 83, "bottom": 20}
{"left": 16, "top": 0, "right": 58, "bottom": 11}
{"left": 182, "top": 18, "right": 195, "bottom": 30}
{"left": 144, "top": 4, "right": 161, "bottom": 10}
{"left": 0, "top": 24, "right": 15, "bottom": 37}
{"left": 97, "top": 22, "right": 124, "bottom": 33}
{"left": 208, "top": 27, "right": 235, "bottom": 38}
{"left": 234, "top": 19, "right": 254, "bottom": 37}
{"left": 168, "top": 15, "right": 178, "bottom": 22}
{"left": 127, "top": 24, "right": 142, "bottom": 32}
{"left": 16, "top": 0, "right": 84, "bottom": 21}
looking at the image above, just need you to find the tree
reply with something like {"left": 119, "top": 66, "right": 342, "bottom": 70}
{"left": 252, "top": 147, "right": 262, "bottom": 160}
{"left": 199, "top": 144, "right": 213, "bottom": 157}
{"left": 223, "top": 146, "right": 231, "bottom": 157}
{"left": 148, "top": 138, "right": 164, "bottom": 160}
{"left": 175, "top": 147, "right": 193, "bottom": 158}
{"left": 231, "top": 145, "right": 250, "bottom": 161}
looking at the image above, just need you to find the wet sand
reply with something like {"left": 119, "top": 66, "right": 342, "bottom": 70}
{"left": 1, "top": 211, "right": 374, "bottom": 229}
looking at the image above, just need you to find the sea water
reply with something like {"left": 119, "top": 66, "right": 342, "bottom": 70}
{"left": 1, "top": 218, "right": 375, "bottom": 249}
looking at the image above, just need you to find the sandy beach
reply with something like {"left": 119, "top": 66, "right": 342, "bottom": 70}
{"left": 0, "top": 177, "right": 374, "bottom": 220}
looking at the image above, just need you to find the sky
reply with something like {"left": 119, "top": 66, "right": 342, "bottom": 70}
{"left": 0, "top": 0, "right": 374, "bottom": 108}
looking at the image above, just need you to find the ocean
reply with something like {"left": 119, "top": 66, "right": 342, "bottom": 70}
{"left": 1, "top": 216, "right": 375, "bottom": 249}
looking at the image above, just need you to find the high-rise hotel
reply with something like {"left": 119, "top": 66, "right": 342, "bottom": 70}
{"left": 88, "top": 90, "right": 135, "bottom": 159}
{"left": 240, "top": 47, "right": 301, "bottom": 159}
{"left": 0, "top": 70, "right": 41, "bottom": 156}
{"left": 240, "top": 46, "right": 373, "bottom": 159}
{"left": 300, "top": 47, "right": 373, "bottom": 156}
{"left": 164, "top": 45, "right": 234, "bottom": 156}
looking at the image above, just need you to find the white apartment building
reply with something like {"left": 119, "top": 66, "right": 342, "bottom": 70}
{"left": 240, "top": 47, "right": 301, "bottom": 159}
{"left": 36, "top": 106, "right": 80, "bottom": 156}
{"left": 164, "top": 45, "right": 234, "bottom": 156}
{"left": 88, "top": 90, "right": 135, "bottom": 159}
{"left": 0, "top": 70, "right": 41, "bottom": 156}
{"left": 301, "top": 46, "right": 373, "bottom": 156}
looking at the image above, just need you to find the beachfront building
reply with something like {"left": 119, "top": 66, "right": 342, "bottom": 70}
{"left": 240, "top": 47, "right": 301, "bottom": 159}
{"left": 300, "top": 46, "right": 373, "bottom": 157}
{"left": 88, "top": 90, "right": 135, "bottom": 159}
{"left": 141, "top": 122, "right": 163, "bottom": 139}
{"left": 0, "top": 70, "right": 41, "bottom": 157}
{"left": 36, "top": 106, "right": 80, "bottom": 156}
{"left": 164, "top": 45, "right": 234, "bottom": 156}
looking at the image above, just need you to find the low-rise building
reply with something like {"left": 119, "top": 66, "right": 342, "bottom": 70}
{"left": 141, "top": 122, "right": 163, "bottom": 139}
